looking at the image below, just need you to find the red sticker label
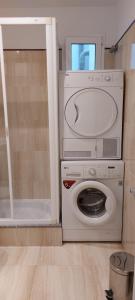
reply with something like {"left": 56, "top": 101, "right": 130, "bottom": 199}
{"left": 63, "top": 180, "right": 76, "bottom": 189}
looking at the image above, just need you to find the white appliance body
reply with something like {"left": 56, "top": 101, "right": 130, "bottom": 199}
{"left": 59, "top": 70, "right": 123, "bottom": 160}
{"left": 62, "top": 160, "right": 124, "bottom": 241}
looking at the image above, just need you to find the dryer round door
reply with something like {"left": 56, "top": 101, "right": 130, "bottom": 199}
{"left": 65, "top": 88, "right": 118, "bottom": 137}
{"left": 71, "top": 181, "right": 116, "bottom": 226}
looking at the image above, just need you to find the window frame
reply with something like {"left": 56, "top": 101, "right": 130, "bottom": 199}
{"left": 65, "top": 36, "right": 104, "bottom": 71}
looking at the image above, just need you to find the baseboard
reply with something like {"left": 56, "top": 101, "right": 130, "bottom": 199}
{"left": 0, "top": 226, "right": 62, "bottom": 246}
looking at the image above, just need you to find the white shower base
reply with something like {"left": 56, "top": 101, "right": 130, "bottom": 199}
{"left": 0, "top": 199, "right": 55, "bottom": 226}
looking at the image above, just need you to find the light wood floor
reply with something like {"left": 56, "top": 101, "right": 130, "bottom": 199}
{"left": 0, "top": 243, "right": 122, "bottom": 300}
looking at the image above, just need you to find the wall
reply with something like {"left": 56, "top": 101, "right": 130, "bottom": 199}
{"left": 115, "top": 22, "right": 135, "bottom": 70}
{"left": 0, "top": 6, "right": 117, "bottom": 48}
{"left": 104, "top": 49, "right": 115, "bottom": 69}
{"left": 1, "top": 1, "right": 135, "bottom": 49}
{"left": 114, "top": 23, "right": 135, "bottom": 255}
{"left": 0, "top": 50, "right": 51, "bottom": 209}
{"left": 116, "top": 0, "right": 135, "bottom": 42}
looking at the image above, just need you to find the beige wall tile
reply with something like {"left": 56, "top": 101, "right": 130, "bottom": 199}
{"left": 104, "top": 49, "right": 115, "bottom": 69}
{"left": 0, "top": 227, "right": 62, "bottom": 246}
{"left": 0, "top": 50, "right": 51, "bottom": 202}
{"left": 11, "top": 150, "right": 50, "bottom": 199}
{"left": 114, "top": 22, "right": 135, "bottom": 254}
{"left": 123, "top": 71, "right": 135, "bottom": 123}
{"left": 9, "top": 129, "right": 49, "bottom": 151}
{"left": 0, "top": 149, "right": 9, "bottom": 182}
{"left": 8, "top": 101, "right": 49, "bottom": 129}
{"left": 123, "top": 122, "right": 135, "bottom": 160}
{"left": 115, "top": 23, "right": 135, "bottom": 70}
{"left": 122, "top": 161, "right": 135, "bottom": 254}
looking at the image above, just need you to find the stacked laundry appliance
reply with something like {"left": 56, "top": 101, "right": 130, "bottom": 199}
{"left": 59, "top": 70, "right": 124, "bottom": 241}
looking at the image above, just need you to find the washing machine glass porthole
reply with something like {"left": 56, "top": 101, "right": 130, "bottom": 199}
{"left": 77, "top": 188, "right": 107, "bottom": 218}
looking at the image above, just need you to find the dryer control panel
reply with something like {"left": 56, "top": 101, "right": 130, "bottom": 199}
{"left": 64, "top": 70, "right": 123, "bottom": 88}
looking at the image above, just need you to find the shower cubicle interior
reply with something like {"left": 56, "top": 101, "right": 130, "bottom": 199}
{"left": 0, "top": 18, "right": 59, "bottom": 225}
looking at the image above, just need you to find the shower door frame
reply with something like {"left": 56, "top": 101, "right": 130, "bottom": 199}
{"left": 0, "top": 17, "right": 59, "bottom": 225}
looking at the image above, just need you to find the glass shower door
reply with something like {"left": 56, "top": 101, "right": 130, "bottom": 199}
{"left": 5, "top": 50, "right": 51, "bottom": 220}
{"left": 0, "top": 72, "right": 11, "bottom": 218}
{"left": 0, "top": 18, "right": 59, "bottom": 225}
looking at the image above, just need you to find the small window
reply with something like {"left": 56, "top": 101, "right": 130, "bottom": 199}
{"left": 71, "top": 43, "right": 96, "bottom": 71}
{"left": 65, "top": 36, "right": 103, "bottom": 70}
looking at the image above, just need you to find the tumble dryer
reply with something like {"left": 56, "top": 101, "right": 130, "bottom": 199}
{"left": 61, "top": 160, "right": 124, "bottom": 241}
{"left": 59, "top": 70, "right": 123, "bottom": 160}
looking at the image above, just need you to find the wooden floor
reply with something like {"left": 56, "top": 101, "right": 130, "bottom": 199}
{"left": 0, "top": 243, "right": 122, "bottom": 300}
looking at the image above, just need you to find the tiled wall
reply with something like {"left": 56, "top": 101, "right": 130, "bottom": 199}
{"left": 104, "top": 49, "right": 115, "bottom": 69}
{"left": 114, "top": 23, "right": 135, "bottom": 254}
{"left": 0, "top": 50, "right": 51, "bottom": 202}
{"left": 59, "top": 48, "right": 115, "bottom": 70}
{"left": 115, "top": 23, "right": 135, "bottom": 70}
{"left": 0, "top": 49, "right": 62, "bottom": 245}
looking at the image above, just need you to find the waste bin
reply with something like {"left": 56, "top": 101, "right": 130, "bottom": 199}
{"left": 109, "top": 252, "right": 134, "bottom": 300}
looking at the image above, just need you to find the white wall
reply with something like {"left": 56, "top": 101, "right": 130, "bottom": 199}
{"left": 0, "top": 3, "right": 134, "bottom": 59}
{"left": 0, "top": 6, "right": 117, "bottom": 48}
{"left": 116, "top": 0, "right": 135, "bottom": 42}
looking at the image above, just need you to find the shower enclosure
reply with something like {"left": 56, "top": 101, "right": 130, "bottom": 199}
{"left": 0, "top": 18, "right": 59, "bottom": 225}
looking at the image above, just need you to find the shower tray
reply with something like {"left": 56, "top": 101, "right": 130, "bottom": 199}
{"left": 0, "top": 199, "right": 53, "bottom": 225}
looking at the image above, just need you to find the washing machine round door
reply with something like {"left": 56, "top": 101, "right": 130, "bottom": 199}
{"left": 71, "top": 181, "right": 116, "bottom": 225}
{"left": 65, "top": 88, "right": 118, "bottom": 137}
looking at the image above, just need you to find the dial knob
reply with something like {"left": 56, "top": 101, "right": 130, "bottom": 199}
{"left": 89, "top": 168, "right": 96, "bottom": 176}
{"left": 105, "top": 75, "right": 111, "bottom": 81}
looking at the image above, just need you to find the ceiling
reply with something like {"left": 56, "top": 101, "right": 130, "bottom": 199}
{"left": 0, "top": 0, "right": 118, "bottom": 8}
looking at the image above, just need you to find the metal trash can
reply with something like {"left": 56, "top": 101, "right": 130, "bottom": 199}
{"left": 109, "top": 252, "right": 134, "bottom": 300}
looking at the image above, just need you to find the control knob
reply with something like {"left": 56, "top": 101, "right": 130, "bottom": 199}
{"left": 89, "top": 168, "right": 96, "bottom": 176}
{"left": 105, "top": 75, "right": 111, "bottom": 81}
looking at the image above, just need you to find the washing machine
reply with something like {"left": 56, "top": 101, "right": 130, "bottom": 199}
{"left": 59, "top": 70, "right": 123, "bottom": 160}
{"left": 61, "top": 160, "right": 124, "bottom": 241}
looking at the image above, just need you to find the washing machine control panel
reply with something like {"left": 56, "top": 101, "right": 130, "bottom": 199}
{"left": 84, "top": 165, "right": 123, "bottom": 178}
{"left": 62, "top": 163, "right": 124, "bottom": 179}
{"left": 62, "top": 166, "right": 83, "bottom": 178}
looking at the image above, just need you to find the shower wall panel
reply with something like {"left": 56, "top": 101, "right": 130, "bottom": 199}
{"left": 0, "top": 71, "right": 10, "bottom": 213}
{"left": 3, "top": 50, "right": 50, "bottom": 201}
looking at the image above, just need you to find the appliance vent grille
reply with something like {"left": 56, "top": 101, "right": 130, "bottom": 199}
{"left": 103, "top": 139, "right": 117, "bottom": 157}
{"left": 64, "top": 151, "right": 91, "bottom": 158}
